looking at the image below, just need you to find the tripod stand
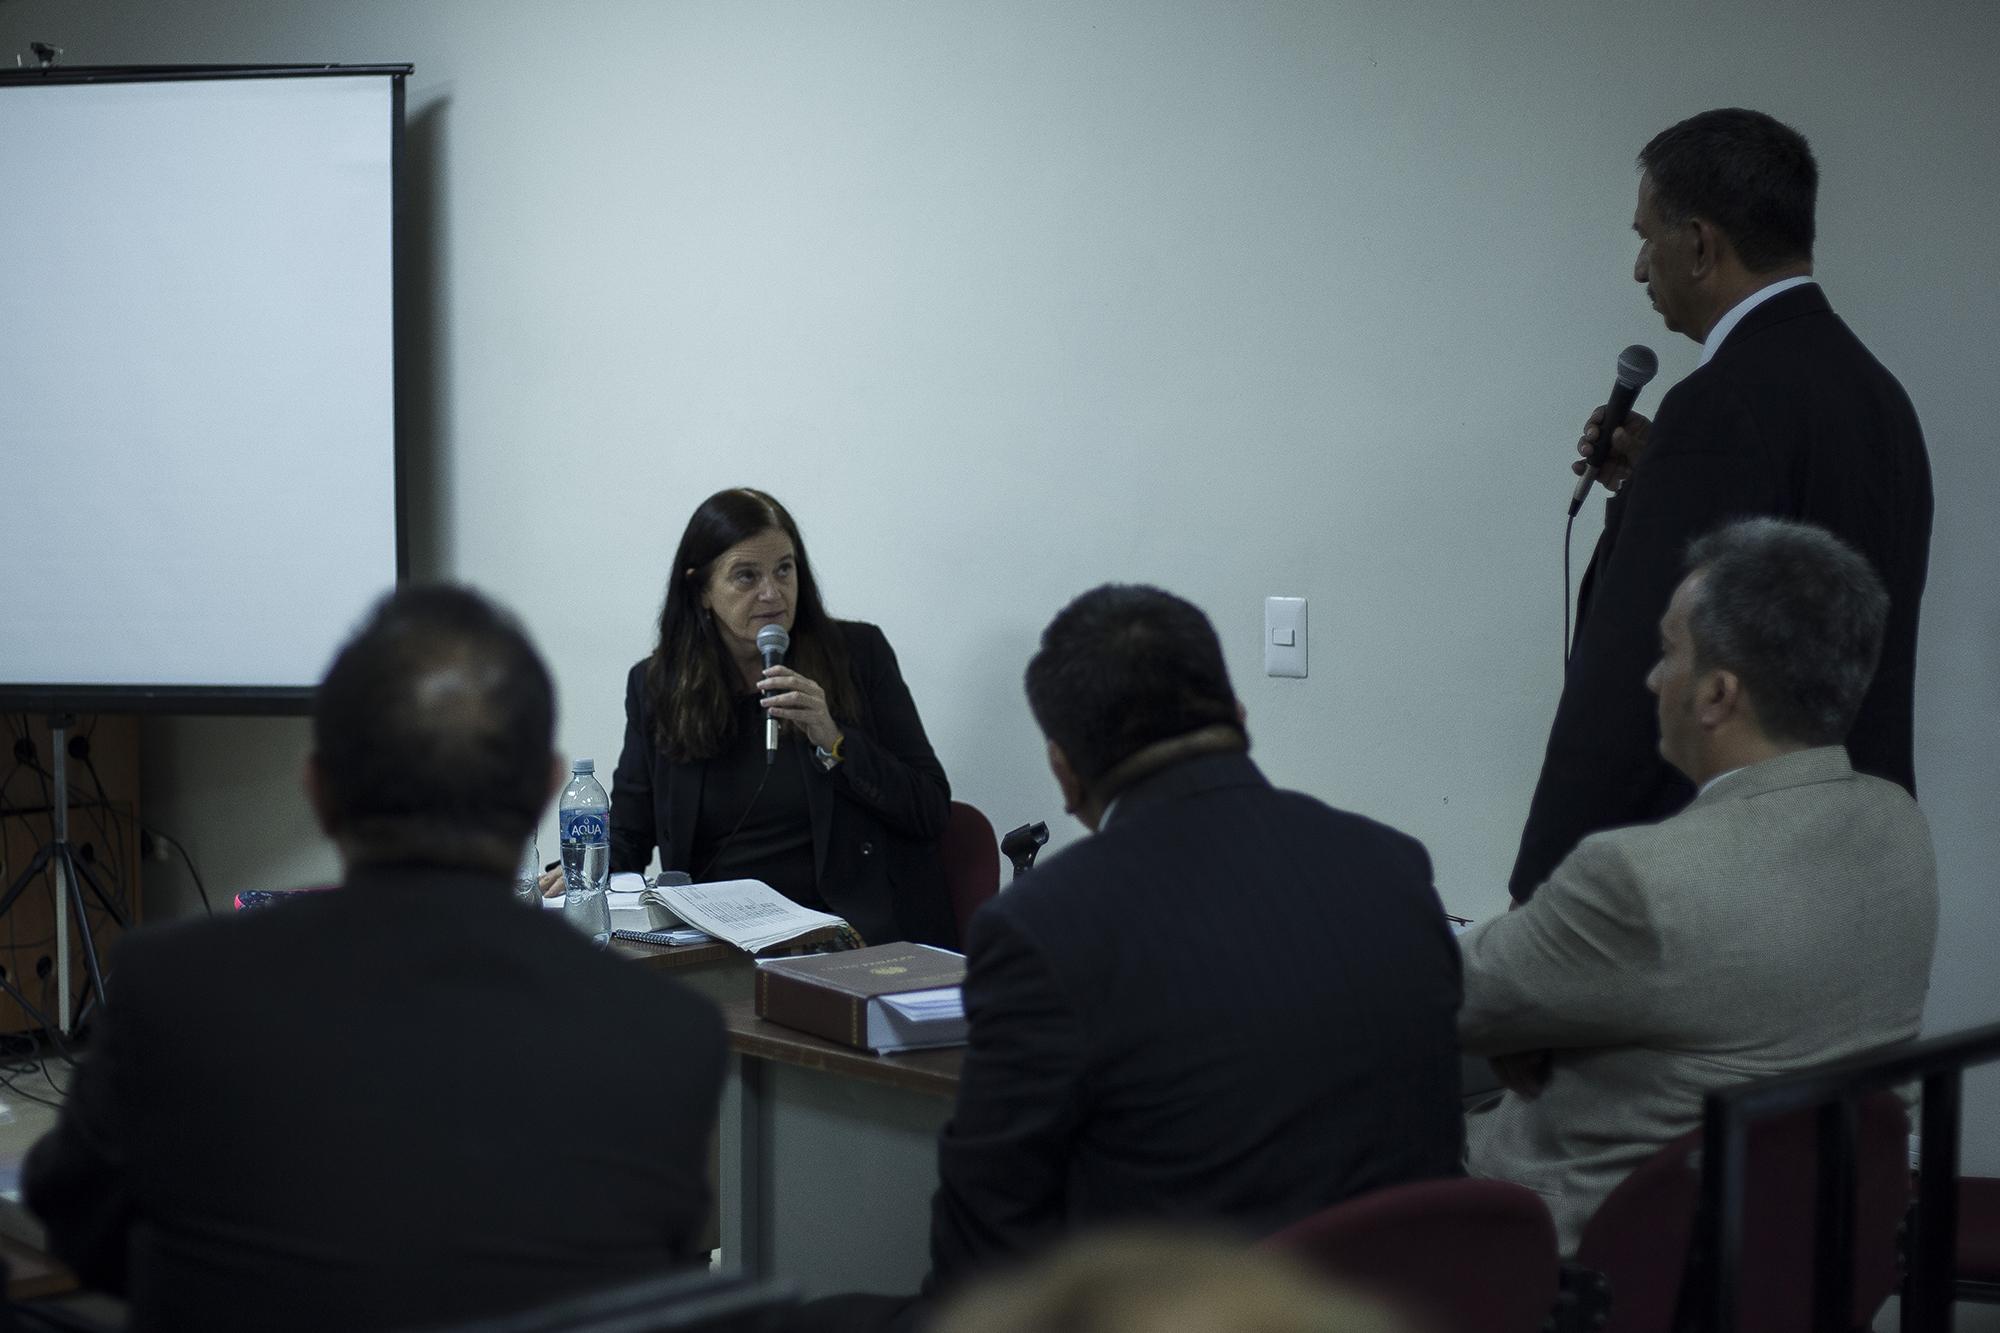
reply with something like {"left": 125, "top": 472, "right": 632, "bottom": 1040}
{"left": 0, "top": 714, "right": 125, "bottom": 1034}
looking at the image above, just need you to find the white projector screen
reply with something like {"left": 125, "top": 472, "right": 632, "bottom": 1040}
{"left": 0, "top": 68, "right": 405, "bottom": 713}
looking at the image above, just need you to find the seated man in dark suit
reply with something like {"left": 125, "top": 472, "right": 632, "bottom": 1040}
{"left": 26, "top": 586, "right": 726, "bottom": 1333}
{"left": 927, "top": 584, "right": 1464, "bottom": 1289}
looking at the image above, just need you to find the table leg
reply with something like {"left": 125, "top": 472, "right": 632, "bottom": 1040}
{"left": 719, "top": 1052, "right": 772, "bottom": 1275}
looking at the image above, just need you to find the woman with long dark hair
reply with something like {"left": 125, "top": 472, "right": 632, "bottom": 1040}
{"left": 601, "top": 487, "right": 953, "bottom": 947}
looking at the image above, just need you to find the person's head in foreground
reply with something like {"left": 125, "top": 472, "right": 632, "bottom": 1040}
{"left": 307, "top": 583, "right": 559, "bottom": 875}
{"left": 931, "top": 1230, "right": 1415, "bottom": 1333}
{"left": 1648, "top": 516, "right": 1888, "bottom": 786}
{"left": 1025, "top": 584, "right": 1247, "bottom": 831}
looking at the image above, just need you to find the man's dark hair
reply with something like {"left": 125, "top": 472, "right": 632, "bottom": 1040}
{"left": 1639, "top": 108, "right": 1817, "bottom": 271}
{"left": 1024, "top": 585, "right": 1242, "bottom": 789}
{"left": 313, "top": 584, "right": 554, "bottom": 869}
{"left": 1683, "top": 518, "right": 1888, "bottom": 747}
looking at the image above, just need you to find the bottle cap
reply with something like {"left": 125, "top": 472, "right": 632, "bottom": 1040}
{"left": 572, "top": 758, "right": 595, "bottom": 774}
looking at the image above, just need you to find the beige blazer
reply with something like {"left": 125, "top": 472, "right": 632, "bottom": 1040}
{"left": 1460, "top": 746, "right": 1937, "bottom": 1252}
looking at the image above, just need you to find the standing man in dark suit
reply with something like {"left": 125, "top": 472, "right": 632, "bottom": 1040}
{"left": 1510, "top": 107, "right": 1933, "bottom": 901}
{"left": 927, "top": 584, "right": 1463, "bottom": 1289}
{"left": 25, "top": 587, "right": 726, "bottom": 1333}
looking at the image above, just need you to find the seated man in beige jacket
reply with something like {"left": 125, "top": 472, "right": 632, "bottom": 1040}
{"left": 1460, "top": 517, "right": 1937, "bottom": 1253}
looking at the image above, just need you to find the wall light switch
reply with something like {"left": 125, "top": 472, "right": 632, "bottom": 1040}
{"left": 1264, "top": 596, "right": 1307, "bottom": 678}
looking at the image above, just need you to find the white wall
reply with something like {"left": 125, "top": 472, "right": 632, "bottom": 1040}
{"left": 5, "top": 1, "right": 1996, "bottom": 1162}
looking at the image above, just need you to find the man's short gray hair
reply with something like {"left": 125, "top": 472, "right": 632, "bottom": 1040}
{"left": 1683, "top": 518, "right": 1889, "bottom": 747}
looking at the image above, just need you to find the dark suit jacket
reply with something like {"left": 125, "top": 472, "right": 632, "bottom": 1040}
{"left": 24, "top": 864, "right": 726, "bottom": 1333}
{"left": 1510, "top": 283, "right": 1933, "bottom": 900}
{"left": 609, "top": 619, "right": 955, "bottom": 948}
{"left": 925, "top": 753, "right": 1464, "bottom": 1292}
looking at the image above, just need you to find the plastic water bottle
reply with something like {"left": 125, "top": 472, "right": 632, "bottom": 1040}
{"left": 512, "top": 833, "right": 543, "bottom": 909}
{"left": 559, "top": 759, "right": 612, "bottom": 946}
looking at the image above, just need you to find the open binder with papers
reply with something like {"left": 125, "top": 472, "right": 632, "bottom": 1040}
{"left": 639, "top": 878, "right": 850, "bottom": 954}
{"left": 548, "top": 876, "right": 852, "bottom": 954}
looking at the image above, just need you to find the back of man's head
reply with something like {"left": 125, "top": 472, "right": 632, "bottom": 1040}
{"left": 313, "top": 584, "right": 555, "bottom": 871}
{"left": 1640, "top": 108, "right": 1817, "bottom": 271}
{"left": 1683, "top": 518, "right": 1888, "bottom": 748}
{"left": 1024, "top": 585, "right": 1241, "bottom": 791}
{"left": 934, "top": 1229, "right": 1413, "bottom": 1333}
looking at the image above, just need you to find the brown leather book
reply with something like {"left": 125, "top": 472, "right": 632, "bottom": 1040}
{"left": 755, "top": 943, "right": 968, "bottom": 1053}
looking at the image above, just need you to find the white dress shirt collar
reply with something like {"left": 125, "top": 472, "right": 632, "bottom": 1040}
{"left": 1700, "top": 276, "right": 1815, "bottom": 366}
{"left": 1697, "top": 766, "right": 1745, "bottom": 798}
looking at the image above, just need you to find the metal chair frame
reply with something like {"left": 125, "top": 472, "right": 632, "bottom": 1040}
{"left": 1680, "top": 1019, "right": 2000, "bottom": 1333}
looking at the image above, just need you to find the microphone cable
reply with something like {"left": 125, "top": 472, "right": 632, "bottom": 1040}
{"left": 1564, "top": 507, "right": 1578, "bottom": 668}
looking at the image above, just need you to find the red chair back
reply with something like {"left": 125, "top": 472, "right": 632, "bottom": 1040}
{"left": 1266, "top": 1177, "right": 1559, "bottom": 1333}
{"left": 941, "top": 801, "right": 1001, "bottom": 944}
{"left": 1574, "top": 1090, "right": 1909, "bottom": 1333}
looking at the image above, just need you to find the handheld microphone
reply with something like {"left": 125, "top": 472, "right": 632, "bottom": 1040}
{"left": 1568, "top": 344, "right": 1659, "bottom": 516}
{"left": 756, "top": 623, "right": 790, "bottom": 764}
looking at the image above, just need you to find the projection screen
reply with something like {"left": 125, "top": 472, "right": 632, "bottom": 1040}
{"left": 0, "top": 67, "right": 407, "bottom": 713}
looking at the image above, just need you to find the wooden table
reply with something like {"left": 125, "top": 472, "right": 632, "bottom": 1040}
{"left": 716, "top": 996, "right": 963, "bottom": 1299}
{"left": 610, "top": 937, "right": 752, "bottom": 1007}
{"left": 718, "top": 996, "right": 963, "bottom": 1097}
{"left": 609, "top": 937, "right": 737, "bottom": 966}
{"left": 609, "top": 936, "right": 965, "bottom": 1295}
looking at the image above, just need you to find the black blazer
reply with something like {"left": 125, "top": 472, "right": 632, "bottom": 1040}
{"left": 24, "top": 865, "right": 725, "bottom": 1333}
{"left": 1510, "top": 284, "right": 1933, "bottom": 900}
{"left": 925, "top": 753, "right": 1465, "bottom": 1291}
{"left": 608, "top": 619, "right": 955, "bottom": 948}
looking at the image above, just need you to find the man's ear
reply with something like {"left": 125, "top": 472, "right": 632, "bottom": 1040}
{"left": 546, "top": 753, "right": 568, "bottom": 806}
{"left": 1045, "top": 738, "right": 1100, "bottom": 830}
{"left": 302, "top": 754, "right": 338, "bottom": 839}
{"left": 1689, "top": 216, "right": 1724, "bottom": 279}
{"left": 1045, "top": 739, "right": 1082, "bottom": 813}
{"left": 1695, "top": 667, "right": 1742, "bottom": 731}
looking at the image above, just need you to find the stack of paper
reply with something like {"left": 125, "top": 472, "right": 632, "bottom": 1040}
{"left": 878, "top": 987, "right": 963, "bottom": 1024}
{"left": 874, "top": 985, "right": 968, "bottom": 1052}
{"left": 636, "top": 881, "right": 686, "bottom": 928}
{"left": 650, "top": 878, "right": 847, "bottom": 954}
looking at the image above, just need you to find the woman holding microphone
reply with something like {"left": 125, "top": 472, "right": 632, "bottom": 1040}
{"left": 567, "top": 487, "right": 955, "bottom": 948}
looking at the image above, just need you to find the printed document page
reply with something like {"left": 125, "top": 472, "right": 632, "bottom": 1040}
{"left": 652, "top": 878, "right": 846, "bottom": 953}
{"left": 879, "top": 987, "right": 964, "bottom": 1023}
